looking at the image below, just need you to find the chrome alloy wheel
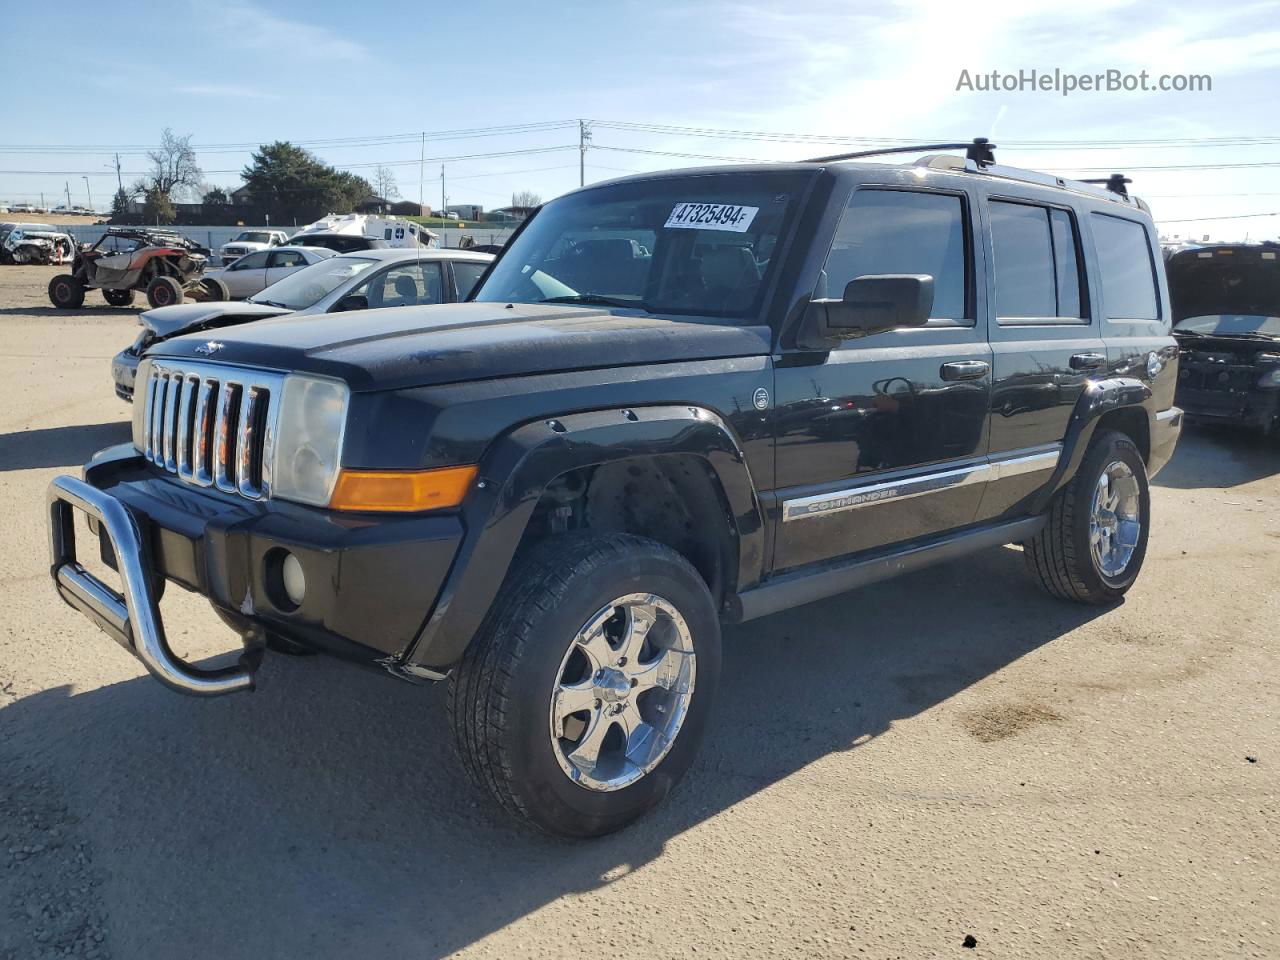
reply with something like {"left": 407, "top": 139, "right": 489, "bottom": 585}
{"left": 548, "top": 593, "right": 697, "bottom": 792}
{"left": 1089, "top": 460, "right": 1142, "bottom": 578}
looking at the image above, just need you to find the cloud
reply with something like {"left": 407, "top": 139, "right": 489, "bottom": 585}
{"left": 201, "top": 1, "right": 369, "bottom": 63}
{"left": 175, "top": 84, "right": 283, "bottom": 100}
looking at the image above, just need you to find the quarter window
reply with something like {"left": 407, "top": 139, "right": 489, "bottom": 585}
{"left": 1090, "top": 214, "right": 1159, "bottom": 320}
{"left": 820, "top": 190, "right": 970, "bottom": 323}
{"left": 990, "top": 201, "right": 1086, "bottom": 321}
{"left": 452, "top": 260, "right": 488, "bottom": 300}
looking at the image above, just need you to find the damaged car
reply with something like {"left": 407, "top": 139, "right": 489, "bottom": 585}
{"left": 0, "top": 222, "right": 76, "bottom": 265}
{"left": 1169, "top": 242, "right": 1280, "bottom": 437}
{"left": 110, "top": 247, "right": 492, "bottom": 399}
{"left": 48, "top": 228, "right": 225, "bottom": 310}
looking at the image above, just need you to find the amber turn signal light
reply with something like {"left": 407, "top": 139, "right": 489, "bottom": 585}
{"left": 329, "top": 466, "right": 478, "bottom": 513}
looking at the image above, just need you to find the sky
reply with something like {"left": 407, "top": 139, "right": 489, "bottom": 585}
{"left": 2, "top": 0, "right": 1279, "bottom": 240}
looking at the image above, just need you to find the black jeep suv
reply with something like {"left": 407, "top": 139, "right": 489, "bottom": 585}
{"left": 47, "top": 141, "right": 1181, "bottom": 837}
{"left": 1167, "top": 242, "right": 1280, "bottom": 436}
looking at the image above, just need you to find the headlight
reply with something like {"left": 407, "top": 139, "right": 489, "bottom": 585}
{"left": 131, "top": 357, "right": 153, "bottom": 450}
{"left": 1257, "top": 367, "right": 1280, "bottom": 389}
{"left": 270, "top": 375, "right": 349, "bottom": 506}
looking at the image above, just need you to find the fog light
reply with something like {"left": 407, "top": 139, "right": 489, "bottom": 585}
{"left": 281, "top": 552, "right": 306, "bottom": 607}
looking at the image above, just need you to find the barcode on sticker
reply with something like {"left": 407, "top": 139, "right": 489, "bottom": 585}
{"left": 665, "top": 202, "right": 759, "bottom": 233}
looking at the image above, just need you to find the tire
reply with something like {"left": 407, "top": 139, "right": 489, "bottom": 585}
{"left": 146, "top": 275, "right": 183, "bottom": 309}
{"left": 1025, "top": 430, "right": 1150, "bottom": 604}
{"left": 102, "top": 288, "right": 135, "bottom": 307}
{"left": 197, "top": 276, "right": 230, "bottom": 302}
{"left": 47, "top": 274, "right": 85, "bottom": 309}
{"left": 447, "top": 532, "right": 721, "bottom": 838}
{"left": 11, "top": 248, "right": 29, "bottom": 265}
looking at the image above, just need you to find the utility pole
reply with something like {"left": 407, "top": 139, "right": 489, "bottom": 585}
{"left": 418, "top": 132, "right": 425, "bottom": 209}
{"left": 65, "top": 181, "right": 72, "bottom": 209}
{"left": 113, "top": 153, "right": 123, "bottom": 193}
{"left": 440, "top": 163, "right": 446, "bottom": 217}
{"left": 82, "top": 176, "right": 92, "bottom": 213}
{"left": 578, "top": 119, "right": 592, "bottom": 187}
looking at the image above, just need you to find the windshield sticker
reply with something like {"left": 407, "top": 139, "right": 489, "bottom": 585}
{"left": 665, "top": 202, "right": 759, "bottom": 233}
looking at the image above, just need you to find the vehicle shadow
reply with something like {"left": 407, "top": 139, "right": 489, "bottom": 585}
{"left": 1, "top": 544, "right": 1109, "bottom": 958}
{"left": 0, "top": 422, "right": 131, "bottom": 471}
{"left": 1152, "top": 423, "right": 1279, "bottom": 490}
{"left": 0, "top": 306, "right": 137, "bottom": 317}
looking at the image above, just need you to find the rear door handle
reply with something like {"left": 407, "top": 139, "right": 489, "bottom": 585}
{"left": 940, "top": 360, "right": 990, "bottom": 381}
{"left": 1070, "top": 352, "right": 1107, "bottom": 371}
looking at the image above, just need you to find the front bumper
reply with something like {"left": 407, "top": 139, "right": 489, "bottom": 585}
{"left": 47, "top": 447, "right": 462, "bottom": 696}
{"left": 111, "top": 348, "right": 138, "bottom": 401}
{"left": 1176, "top": 385, "right": 1280, "bottom": 434}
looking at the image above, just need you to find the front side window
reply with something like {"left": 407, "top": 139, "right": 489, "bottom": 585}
{"left": 820, "top": 189, "right": 970, "bottom": 323}
{"left": 349, "top": 261, "right": 444, "bottom": 308}
{"left": 231, "top": 251, "right": 270, "bottom": 270}
{"left": 473, "top": 171, "right": 811, "bottom": 320}
{"left": 990, "top": 201, "right": 1086, "bottom": 321}
{"left": 1091, "top": 214, "right": 1159, "bottom": 321}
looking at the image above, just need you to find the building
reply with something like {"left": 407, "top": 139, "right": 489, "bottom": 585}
{"left": 446, "top": 203, "right": 483, "bottom": 220}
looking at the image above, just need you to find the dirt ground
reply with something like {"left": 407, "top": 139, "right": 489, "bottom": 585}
{"left": 0, "top": 263, "right": 1276, "bottom": 959}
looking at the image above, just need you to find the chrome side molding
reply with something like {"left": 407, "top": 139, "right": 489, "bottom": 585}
{"left": 782, "top": 445, "right": 1061, "bottom": 522}
{"left": 47, "top": 474, "right": 259, "bottom": 697}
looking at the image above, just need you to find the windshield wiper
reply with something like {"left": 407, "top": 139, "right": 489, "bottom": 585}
{"left": 252, "top": 299, "right": 288, "bottom": 308}
{"left": 540, "top": 294, "right": 649, "bottom": 312}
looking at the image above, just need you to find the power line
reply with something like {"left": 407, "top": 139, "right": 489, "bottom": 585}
{"left": 1157, "top": 211, "right": 1280, "bottom": 223}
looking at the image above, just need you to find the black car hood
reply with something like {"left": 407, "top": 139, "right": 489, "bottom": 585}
{"left": 140, "top": 301, "right": 294, "bottom": 338}
{"left": 154, "top": 302, "right": 773, "bottom": 391}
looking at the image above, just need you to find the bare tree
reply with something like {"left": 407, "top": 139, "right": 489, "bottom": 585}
{"left": 511, "top": 189, "right": 542, "bottom": 209}
{"left": 372, "top": 165, "right": 400, "bottom": 200}
{"left": 146, "top": 128, "right": 203, "bottom": 202}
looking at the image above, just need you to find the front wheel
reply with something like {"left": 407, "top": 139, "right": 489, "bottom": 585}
{"left": 447, "top": 533, "right": 720, "bottom": 838}
{"left": 1025, "top": 430, "right": 1150, "bottom": 604}
{"left": 48, "top": 274, "right": 85, "bottom": 309}
{"left": 146, "top": 275, "right": 183, "bottom": 308}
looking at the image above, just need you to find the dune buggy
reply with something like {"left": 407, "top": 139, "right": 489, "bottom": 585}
{"left": 48, "top": 228, "right": 227, "bottom": 310}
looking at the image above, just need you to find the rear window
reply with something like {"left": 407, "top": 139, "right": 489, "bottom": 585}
{"left": 1091, "top": 214, "right": 1159, "bottom": 321}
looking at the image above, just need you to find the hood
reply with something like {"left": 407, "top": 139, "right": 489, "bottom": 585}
{"left": 153, "top": 302, "right": 773, "bottom": 392}
{"left": 140, "top": 301, "right": 294, "bottom": 338}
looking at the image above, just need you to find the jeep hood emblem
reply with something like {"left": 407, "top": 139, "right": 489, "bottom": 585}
{"left": 195, "top": 340, "right": 224, "bottom": 356}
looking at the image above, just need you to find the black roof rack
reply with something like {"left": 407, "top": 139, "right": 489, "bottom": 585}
{"left": 1080, "top": 174, "right": 1132, "bottom": 198}
{"left": 803, "top": 137, "right": 997, "bottom": 167}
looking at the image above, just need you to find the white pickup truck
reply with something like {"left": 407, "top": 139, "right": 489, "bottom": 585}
{"left": 218, "top": 229, "right": 289, "bottom": 264}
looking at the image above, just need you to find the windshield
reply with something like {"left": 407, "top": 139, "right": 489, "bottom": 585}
{"left": 1168, "top": 252, "right": 1279, "bottom": 326}
{"left": 248, "top": 256, "right": 378, "bottom": 309}
{"left": 1174, "top": 314, "right": 1280, "bottom": 337}
{"left": 473, "top": 171, "right": 811, "bottom": 320}
{"left": 234, "top": 231, "right": 271, "bottom": 243}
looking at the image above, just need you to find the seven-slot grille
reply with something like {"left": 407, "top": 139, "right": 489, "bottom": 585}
{"left": 141, "top": 360, "right": 285, "bottom": 500}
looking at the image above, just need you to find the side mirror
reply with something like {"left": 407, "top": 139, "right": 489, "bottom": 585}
{"left": 804, "top": 274, "right": 934, "bottom": 344}
{"left": 334, "top": 293, "right": 368, "bottom": 312}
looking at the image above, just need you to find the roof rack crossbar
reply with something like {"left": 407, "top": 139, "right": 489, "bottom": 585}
{"left": 1080, "top": 173, "right": 1132, "bottom": 197}
{"left": 803, "top": 137, "right": 996, "bottom": 167}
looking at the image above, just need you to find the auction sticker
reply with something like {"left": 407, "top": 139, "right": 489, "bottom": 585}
{"left": 665, "top": 202, "right": 758, "bottom": 232}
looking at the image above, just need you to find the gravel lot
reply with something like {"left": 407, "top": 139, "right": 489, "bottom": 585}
{"left": 0, "top": 263, "right": 1276, "bottom": 959}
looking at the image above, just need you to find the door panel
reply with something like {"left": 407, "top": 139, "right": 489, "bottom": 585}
{"left": 773, "top": 331, "right": 991, "bottom": 570}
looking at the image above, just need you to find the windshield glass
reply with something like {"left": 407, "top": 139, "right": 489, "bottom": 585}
{"left": 1174, "top": 314, "right": 1280, "bottom": 337}
{"left": 248, "top": 256, "right": 378, "bottom": 309}
{"left": 235, "top": 231, "right": 271, "bottom": 243}
{"left": 1168, "top": 252, "right": 1279, "bottom": 325}
{"left": 473, "top": 171, "right": 811, "bottom": 320}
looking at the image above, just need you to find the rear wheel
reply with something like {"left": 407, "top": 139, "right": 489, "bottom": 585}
{"left": 102, "top": 288, "right": 135, "bottom": 307}
{"left": 48, "top": 274, "right": 85, "bottom": 309}
{"left": 1025, "top": 430, "right": 1150, "bottom": 604}
{"left": 146, "top": 275, "right": 183, "bottom": 308}
{"left": 198, "top": 276, "right": 229, "bottom": 302}
{"left": 447, "top": 533, "right": 720, "bottom": 838}
{"left": 11, "top": 248, "right": 29, "bottom": 265}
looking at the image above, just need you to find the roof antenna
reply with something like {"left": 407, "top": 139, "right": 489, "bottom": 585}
{"left": 1081, "top": 173, "right": 1131, "bottom": 197}
{"left": 965, "top": 137, "right": 996, "bottom": 167}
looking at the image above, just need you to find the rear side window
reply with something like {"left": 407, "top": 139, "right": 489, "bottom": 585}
{"left": 1090, "top": 214, "right": 1159, "bottom": 320}
{"left": 821, "top": 189, "right": 970, "bottom": 323}
{"left": 990, "top": 201, "right": 1086, "bottom": 321}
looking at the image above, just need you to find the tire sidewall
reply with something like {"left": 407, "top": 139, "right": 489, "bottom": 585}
{"left": 500, "top": 548, "right": 721, "bottom": 837}
{"left": 1072, "top": 432, "right": 1150, "bottom": 596}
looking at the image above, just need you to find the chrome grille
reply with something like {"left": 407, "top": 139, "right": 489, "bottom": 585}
{"left": 141, "top": 360, "right": 284, "bottom": 500}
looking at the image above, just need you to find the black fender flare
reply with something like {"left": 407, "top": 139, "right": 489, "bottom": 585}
{"left": 1030, "top": 376, "right": 1152, "bottom": 513}
{"left": 401, "top": 404, "right": 764, "bottom": 671}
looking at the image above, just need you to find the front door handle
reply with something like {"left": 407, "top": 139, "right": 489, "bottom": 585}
{"left": 1070, "top": 352, "right": 1107, "bottom": 371}
{"left": 940, "top": 360, "right": 990, "bottom": 381}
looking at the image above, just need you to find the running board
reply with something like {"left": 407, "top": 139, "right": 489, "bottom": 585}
{"left": 726, "top": 516, "right": 1046, "bottom": 623}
